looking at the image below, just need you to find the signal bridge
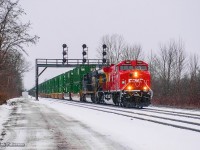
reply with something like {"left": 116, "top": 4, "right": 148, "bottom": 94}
{"left": 34, "top": 44, "right": 109, "bottom": 100}
{"left": 36, "top": 58, "right": 107, "bottom": 68}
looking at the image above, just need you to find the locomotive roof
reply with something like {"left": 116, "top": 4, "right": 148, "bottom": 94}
{"left": 117, "top": 60, "right": 148, "bottom": 66}
{"left": 103, "top": 60, "right": 148, "bottom": 72}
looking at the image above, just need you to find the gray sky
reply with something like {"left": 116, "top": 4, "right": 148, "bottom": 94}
{"left": 19, "top": 0, "right": 200, "bottom": 90}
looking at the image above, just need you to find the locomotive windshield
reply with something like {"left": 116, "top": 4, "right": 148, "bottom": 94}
{"left": 120, "top": 65, "right": 147, "bottom": 71}
{"left": 120, "top": 65, "right": 134, "bottom": 70}
{"left": 135, "top": 65, "right": 147, "bottom": 70}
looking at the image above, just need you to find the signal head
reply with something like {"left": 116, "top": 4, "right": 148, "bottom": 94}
{"left": 103, "top": 44, "right": 107, "bottom": 49}
{"left": 62, "top": 44, "right": 67, "bottom": 48}
{"left": 103, "top": 58, "right": 106, "bottom": 63}
{"left": 82, "top": 44, "right": 87, "bottom": 49}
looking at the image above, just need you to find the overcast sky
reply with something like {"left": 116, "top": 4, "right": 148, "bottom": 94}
{"left": 19, "top": 0, "right": 200, "bottom": 90}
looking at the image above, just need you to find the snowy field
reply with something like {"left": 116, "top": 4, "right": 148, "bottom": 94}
{"left": 0, "top": 97, "right": 200, "bottom": 150}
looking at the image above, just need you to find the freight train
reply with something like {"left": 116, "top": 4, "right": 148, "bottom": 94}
{"left": 29, "top": 60, "right": 153, "bottom": 108}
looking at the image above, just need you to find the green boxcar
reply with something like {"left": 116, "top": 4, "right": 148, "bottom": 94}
{"left": 72, "top": 65, "right": 96, "bottom": 94}
{"left": 58, "top": 73, "right": 65, "bottom": 93}
{"left": 65, "top": 70, "right": 74, "bottom": 93}
{"left": 55, "top": 76, "right": 60, "bottom": 93}
{"left": 37, "top": 65, "right": 96, "bottom": 97}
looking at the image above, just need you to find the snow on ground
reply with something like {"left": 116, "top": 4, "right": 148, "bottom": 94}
{"left": 0, "top": 99, "right": 15, "bottom": 130}
{"left": 0, "top": 98, "right": 21, "bottom": 139}
{"left": 35, "top": 97, "right": 200, "bottom": 150}
{"left": 0, "top": 105, "right": 10, "bottom": 137}
{"left": 1, "top": 97, "right": 200, "bottom": 150}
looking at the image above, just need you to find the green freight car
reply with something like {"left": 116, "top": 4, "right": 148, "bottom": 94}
{"left": 65, "top": 70, "right": 73, "bottom": 99}
{"left": 72, "top": 65, "right": 96, "bottom": 96}
{"left": 37, "top": 64, "right": 96, "bottom": 100}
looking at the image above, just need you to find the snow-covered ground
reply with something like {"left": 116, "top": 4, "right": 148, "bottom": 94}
{"left": 0, "top": 98, "right": 18, "bottom": 137}
{"left": 0, "top": 97, "right": 200, "bottom": 150}
{"left": 37, "top": 98, "right": 200, "bottom": 150}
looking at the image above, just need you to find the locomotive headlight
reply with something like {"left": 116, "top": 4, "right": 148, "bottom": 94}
{"left": 127, "top": 86, "right": 132, "bottom": 90}
{"left": 143, "top": 86, "right": 148, "bottom": 92}
{"left": 122, "top": 80, "right": 125, "bottom": 84}
{"left": 134, "top": 72, "right": 138, "bottom": 78}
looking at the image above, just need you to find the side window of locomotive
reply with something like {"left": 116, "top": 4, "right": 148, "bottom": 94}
{"left": 135, "top": 65, "right": 147, "bottom": 70}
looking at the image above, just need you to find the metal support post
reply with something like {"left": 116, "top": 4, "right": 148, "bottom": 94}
{"left": 35, "top": 60, "right": 39, "bottom": 100}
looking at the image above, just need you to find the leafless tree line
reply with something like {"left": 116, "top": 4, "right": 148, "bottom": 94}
{"left": 0, "top": 0, "right": 38, "bottom": 104}
{"left": 96, "top": 34, "right": 143, "bottom": 64}
{"left": 97, "top": 35, "right": 200, "bottom": 108}
{"left": 150, "top": 40, "right": 200, "bottom": 108}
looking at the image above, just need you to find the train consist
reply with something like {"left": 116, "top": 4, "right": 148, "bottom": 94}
{"left": 30, "top": 60, "right": 153, "bottom": 108}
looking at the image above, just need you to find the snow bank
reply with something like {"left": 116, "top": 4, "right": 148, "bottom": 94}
{"left": 0, "top": 98, "right": 21, "bottom": 137}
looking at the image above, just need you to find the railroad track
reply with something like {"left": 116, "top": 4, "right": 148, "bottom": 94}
{"left": 47, "top": 98, "right": 200, "bottom": 120}
{"left": 143, "top": 107, "right": 200, "bottom": 120}
{"left": 44, "top": 98, "right": 200, "bottom": 133}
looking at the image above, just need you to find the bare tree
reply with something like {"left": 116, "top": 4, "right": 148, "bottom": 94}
{"left": 152, "top": 39, "right": 186, "bottom": 106}
{"left": 157, "top": 40, "right": 176, "bottom": 96}
{"left": 171, "top": 40, "right": 186, "bottom": 99}
{"left": 189, "top": 54, "right": 198, "bottom": 79}
{"left": 0, "top": 0, "right": 38, "bottom": 104}
{"left": 120, "top": 44, "right": 143, "bottom": 60}
{"left": 146, "top": 50, "right": 160, "bottom": 92}
{"left": 188, "top": 54, "right": 199, "bottom": 103}
{"left": 96, "top": 34, "right": 125, "bottom": 64}
{"left": 0, "top": 0, "right": 39, "bottom": 64}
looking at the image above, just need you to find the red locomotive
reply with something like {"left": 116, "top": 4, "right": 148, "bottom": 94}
{"left": 82, "top": 60, "right": 152, "bottom": 108}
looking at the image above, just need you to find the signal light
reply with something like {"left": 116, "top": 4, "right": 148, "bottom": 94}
{"left": 63, "top": 51, "right": 67, "bottom": 55}
{"left": 82, "top": 44, "right": 87, "bottom": 49}
{"left": 62, "top": 44, "right": 67, "bottom": 48}
{"left": 103, "top": 44, "right": 107, "bottom": 49}
{"left": 82, "top": 44, "right": 88, "bottom": 63}
{"left": 82, "top": 51, "right": 87, "bottom": 55}
{"left": 82, "top": 59, "right": 86, "bottom": 63}
{"left": 63, "top": 58, "right": 66, "bottom": 63}
{"left": 102, "top": 44, "right": 107, "bottom": 64}
{"left": 62, "top": 44, "right": 68, "bottom": 64}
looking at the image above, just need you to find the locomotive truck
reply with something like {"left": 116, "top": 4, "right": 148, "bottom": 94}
{"left": 30, "top": 60, "right": 152, "bottom": 108}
